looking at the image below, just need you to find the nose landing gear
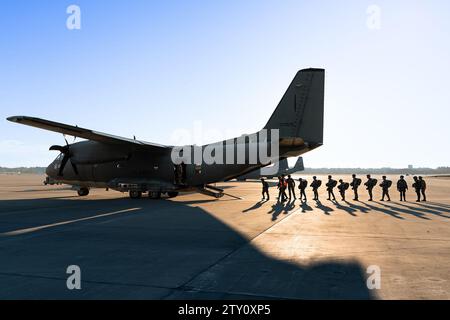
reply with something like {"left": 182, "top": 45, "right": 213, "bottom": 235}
{"left": 129, "top": 190, "right": 142, "bottom": 199}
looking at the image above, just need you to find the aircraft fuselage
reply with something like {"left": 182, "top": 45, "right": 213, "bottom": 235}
{"left": 47, "top": 139, "right": 315, "bottom": 194}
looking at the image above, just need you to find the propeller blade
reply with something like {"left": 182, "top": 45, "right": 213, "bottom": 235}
{"left": 51, "top": 135, "right": 78, "bottom": 177}
{"left": 49, "top": 145, "right": 69, "bottom": 153}
{"left": 70, "top": 159, "right": 79, "bottom": 175}
{"left": 58, "top": 153, "right": 69, "bottom": 176}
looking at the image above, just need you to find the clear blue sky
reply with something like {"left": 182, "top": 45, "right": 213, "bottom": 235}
{"left": 1, "top": 0, "right": 449, "bottom": 168}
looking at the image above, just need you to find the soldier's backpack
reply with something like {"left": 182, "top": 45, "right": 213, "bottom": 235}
{"left": 397, "top": 180, "right": 407, "bottom": 190}
{"left": 371, "top": 179, "right": 378, "bottom": 187}
{"left": 301, "top": 180, "right": 308, "bottom": 189}
{"left": 356, "top": 178, "right": 362, "bottom": 187}
{"left": 316, "top": 180, "right": 322, "bottom": 188}
{"left": 344, "top": 182, "right": 350, "bottom": 190}
{"left": 386, "top": 180, "right": 392, "bottom": 188}
{"left": 330, "top": 180, "right": 337, "bottom": 188}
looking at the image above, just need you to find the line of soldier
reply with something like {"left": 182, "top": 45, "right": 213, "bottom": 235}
{"left": 260, "top": 174, "right": 427, "bottom": 203}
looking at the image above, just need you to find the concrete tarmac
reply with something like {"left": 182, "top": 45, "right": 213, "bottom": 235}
{"left": 0, "top": 174, "right": 448, "bottom": 299}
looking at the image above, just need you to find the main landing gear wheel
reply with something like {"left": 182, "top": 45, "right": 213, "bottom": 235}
{"left": 129, "top": 191, "right": 142, "bottom": 199}
{"left": 167, "top": 192, "right": 179, "bottom": 198}
{"left": 77, "top": 188, "right": 90, "bottom": 197}
{"left": 148, "top": 191, "right": 162, "bottom": 199}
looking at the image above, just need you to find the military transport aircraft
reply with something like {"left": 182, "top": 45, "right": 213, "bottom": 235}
{"left": 7, "top": 68, "right": 324, "bottom": 199}
{"left": 236, "top": 157, "right": 304, "bottom": 181}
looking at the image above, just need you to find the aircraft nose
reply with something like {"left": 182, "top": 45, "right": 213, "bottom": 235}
{"left": 46, "top": 162, "right": 57, "bottom": 178}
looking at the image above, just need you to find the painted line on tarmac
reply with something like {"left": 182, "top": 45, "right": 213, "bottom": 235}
{"left": 0, "top": 207, "right": 141, "bottom": 237}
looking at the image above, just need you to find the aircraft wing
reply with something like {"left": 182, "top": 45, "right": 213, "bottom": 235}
{"left": 7, "top": 116, "right": 170, "bottom": 150}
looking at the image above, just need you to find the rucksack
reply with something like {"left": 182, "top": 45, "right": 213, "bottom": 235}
{"left": 317, "top": 180, "right": 322, "bottom": 187}
{"left": 371, "top": 179, "right": 378, "bottom": 187}
{"left": 386, "top": 180, "right": 392, "bottom": 188}
{"left": 330, "top": 180, "right": 337, "bottom": 188}
{"left": 356, "top": 178, "right": 362, "bottom": 186}
{"left": 301, "top": 180, "right": 308, "bottom": 189}
{"left": 344, "top": 182, "right": 350, "bottom": 190}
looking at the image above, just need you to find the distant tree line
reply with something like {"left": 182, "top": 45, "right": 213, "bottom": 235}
{"left": 0, "top": 167, "right": 46, "bottom": 174}
{"left": 303, "top": 167, "right": 450, "bottom": 175}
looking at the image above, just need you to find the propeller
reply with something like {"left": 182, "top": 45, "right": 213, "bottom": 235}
{"left": 49, "top": 136, "right": 79, "bottom": 176}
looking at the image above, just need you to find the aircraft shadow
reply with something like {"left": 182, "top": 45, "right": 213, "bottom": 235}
{"left": 0, "top": 195, "right": 374, "bottom": 299}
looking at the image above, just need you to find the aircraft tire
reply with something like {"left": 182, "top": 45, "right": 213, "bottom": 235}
{"left": 77, "top": 188, "right": 90, "bottom": 197}
{"left": 167, "top": 192, "right": 179, "bottom": 198}
{"left": 129, "top": 190, "right": 142, "bottom": 199}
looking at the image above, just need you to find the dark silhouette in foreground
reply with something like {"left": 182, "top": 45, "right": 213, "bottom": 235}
{"left": 0, "top": 194, "right": 375, "bottom": 299}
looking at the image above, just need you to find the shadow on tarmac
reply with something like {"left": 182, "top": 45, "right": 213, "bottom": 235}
{"left": 304, "top": 196, "right": 449, "bottom": 221}
{"left": 0, "top": 195, "right": 375, "bottom": 299}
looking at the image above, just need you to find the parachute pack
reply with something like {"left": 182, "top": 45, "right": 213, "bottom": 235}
{"left": 355, "top": 178, "right": 362, "bottom": 187}
{"left": 386, "top": 180, "right": 392, "bottom": 188}
{"left": 312, "top": 180, "right": 322, "bottom": 188}
{"left": 344, "top": 182, "right": 350, "bottom": 190}
{"left": 330, "top": 180, "right": 337, "bottom": 188}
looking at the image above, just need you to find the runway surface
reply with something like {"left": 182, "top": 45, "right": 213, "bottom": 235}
{"left": 0, "top": 174, "right": 449, "bottom": 299}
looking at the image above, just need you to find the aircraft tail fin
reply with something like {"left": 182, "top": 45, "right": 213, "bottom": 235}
{"left": 277, "top": 158, "right": 289, "bottom": 171}
{"left": 264, "top": 68, "right": 324, "bottom": 146}
{"left": 293, "top": 157, "right": 304, "bottom": 171}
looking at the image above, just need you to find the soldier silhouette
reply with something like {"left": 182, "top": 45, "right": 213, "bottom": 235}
{"left": 397, "top": 175, "right": 408, "bottom": 202}
{"left": 379, "top": 176, "right": 392, "bottom": 201}
{"left": 412, "top": 176, "right": 421, "bottom": 202}
{"left": 350, "top": 174, "right": 362, "bottom": 201}
{"left": 364, "top": 174, "right": 377, "bottom": 201}
{"left": 338, "top": 179, "right": 349, "bottom": 201}
{"left": 419, "top": 176, "right": 427, "bottom": 202}
{"left": 277, "top": 176, "right": 288, "bottom": 202}
{"left": 261, "top": 178, "right": 269, "bottom": 201}
{"left": 310, "top": 176, "right": 322, "bottom": 201}
{"left": 298, "top": 178, "right": 307, "bottom": 202}
{"left": 326, "top": 175, "right": 337, "bottom": 201}
{"left": 287, "top": 175, "right": 296, "bottom": 200}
